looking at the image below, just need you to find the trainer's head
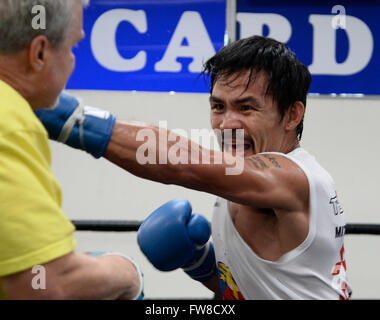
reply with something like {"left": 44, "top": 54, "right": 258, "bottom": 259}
{"left": 203, "top": 35, "right": 311, "bottom": 156}
{"left": 0, "top": 0, "right": 88, "bottom": 110}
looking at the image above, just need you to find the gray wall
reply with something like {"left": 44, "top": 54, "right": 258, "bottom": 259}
{"left": 50, "top": 90, "right": 380, "bottom": 299}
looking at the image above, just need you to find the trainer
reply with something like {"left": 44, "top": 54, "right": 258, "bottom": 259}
{"left": 36, "top": 36, "right": 352, "bottom": 299}
{"left": 0, "top": 0, "right": 143, "bottom": 300}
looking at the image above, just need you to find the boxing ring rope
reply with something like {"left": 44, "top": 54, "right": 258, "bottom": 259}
{"left": 71, "top": 220, "right": 380, "bottom": 300}
{"left": 72, "top": 220, "right": 142, "bottom": 232}
{"left": 71, "top": 220, "right": 380, "bottom": 235}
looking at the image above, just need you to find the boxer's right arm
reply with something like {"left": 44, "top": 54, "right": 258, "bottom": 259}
{"left": 1, "top": 251, "right": 143, "bottom": 300}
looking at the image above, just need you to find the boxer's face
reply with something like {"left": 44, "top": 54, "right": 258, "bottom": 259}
{"left": 210, "top": 70, "right": 288, "bottom": 157}
{"left": 33, "top": 0, "right": 85, "bottom": 109}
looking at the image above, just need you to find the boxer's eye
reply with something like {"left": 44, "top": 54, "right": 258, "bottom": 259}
{"left": 211, "top": 104, "right": 224, "bottom": 112}
{"left": 241, "top": 105, "right": 253, "bottom": 112}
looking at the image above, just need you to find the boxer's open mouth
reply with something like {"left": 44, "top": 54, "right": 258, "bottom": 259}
{"left": 223, "top": 137, "right": 254, "bottom": 156}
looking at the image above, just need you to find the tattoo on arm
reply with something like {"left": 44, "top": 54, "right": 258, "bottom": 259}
{"left": 247, "top": 154, "right": 281, "bottom": 169}
{"left": 261, "top": 154, "right": 281, "bottom": 168}
{"left": 254, "top": 156, "right": 269, "bottom": 169}
{"left": 247, "top": 156, "right": 268, "bottom": 169}
{"left": 247, "top": 157, "right": 260, "bottom": 169}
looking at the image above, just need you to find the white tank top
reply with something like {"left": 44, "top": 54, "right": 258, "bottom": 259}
{"left": 212, "top": 148, "right": 352, "bottom": 300}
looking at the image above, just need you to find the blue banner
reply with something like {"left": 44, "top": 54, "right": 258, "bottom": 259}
{"left": 237, "top": 0, "right": 380, "bottom": 95}
{"left": 67, "top": 0, "right": 380, "bottom": 95}
{"left": 67, "top": 0, "right": 226, "bottom": 93}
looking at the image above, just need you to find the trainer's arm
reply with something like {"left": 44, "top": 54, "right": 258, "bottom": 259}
{"left": 1, "top": 252, "right": 142, "bottom": 300}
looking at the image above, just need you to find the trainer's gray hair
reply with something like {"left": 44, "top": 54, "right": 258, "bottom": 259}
{"left": 0, "top": 0, "right": 89, "bottom": 54}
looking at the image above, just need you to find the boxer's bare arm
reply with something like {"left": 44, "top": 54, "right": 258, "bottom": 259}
{"left": 1, "top": 252, "right": 140, "bottom": 300}
{"left": 203, "top": 275, "right": 222, "bottom": 297}
{"left": 104, "top": 121, "right": 308, "bottom": 212}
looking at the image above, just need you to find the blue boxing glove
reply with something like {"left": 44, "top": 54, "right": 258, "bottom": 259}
{"left": 35, "top": 91, "right": 116, "bottom": 158}
{"left": 137, "top": 199, "right": 217, "bottom": 283}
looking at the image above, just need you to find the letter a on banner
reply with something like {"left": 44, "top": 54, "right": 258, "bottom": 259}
{"left": 155, "top": 11, "right": 216, "bottom": 73}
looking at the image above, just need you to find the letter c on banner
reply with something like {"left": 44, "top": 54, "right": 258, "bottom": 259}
{"left": 91, "top": 9, "right": 147, "bottom": 72}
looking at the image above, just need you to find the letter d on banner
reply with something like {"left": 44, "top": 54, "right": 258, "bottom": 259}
{"left": 308, "top": 14, "right": 373, "bottom": 75}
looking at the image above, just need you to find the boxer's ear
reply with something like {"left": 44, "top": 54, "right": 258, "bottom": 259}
{"left": 283, "top": 101, "right": 305, "bottom": 133}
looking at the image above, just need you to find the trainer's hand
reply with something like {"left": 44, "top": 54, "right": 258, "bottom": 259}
{"left": 137, "top": 199, "right": 217, "bottom": 282}
{"left": 89, "top": 251, "right": 144, "bottom": 300}
{"left": 35, "top": 91, "right": 116, "bottom": 158}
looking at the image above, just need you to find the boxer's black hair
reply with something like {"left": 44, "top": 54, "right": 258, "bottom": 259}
{"left": 202, "top": 35, "right": 311, "bottom": 140}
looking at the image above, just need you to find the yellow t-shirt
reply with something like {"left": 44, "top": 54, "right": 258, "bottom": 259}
{"left": 0, "top": 80, "right": 77, "bottom": 299}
